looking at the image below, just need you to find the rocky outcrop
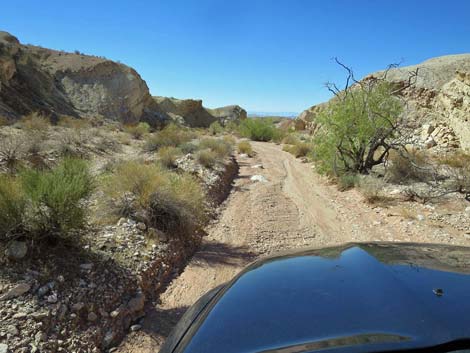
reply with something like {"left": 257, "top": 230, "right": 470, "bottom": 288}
{"left": 154, "top": 97, "right": 247, "bottom": 128}
{"left": 207, "top": 105, "right": 247, "bottom": 125}
{"left": 0, "top": 31, "right": 164, "bottom": 125}
{"left": 153, "top": 96, "right": 216, "bottom": 127}
{"left": 297, "top": 54, "right": 470, "bottom": 150}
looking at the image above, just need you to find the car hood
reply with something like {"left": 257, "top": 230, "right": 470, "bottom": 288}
{"left": 176, "top": 242, "right": 470, "bottom": 353}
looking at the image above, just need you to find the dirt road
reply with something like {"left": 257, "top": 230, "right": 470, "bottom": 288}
{"left": 116, "top": 141, "right": 469, "bottom": 352}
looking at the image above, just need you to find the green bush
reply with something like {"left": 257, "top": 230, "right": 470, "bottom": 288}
{"left": 0, "top": 158, "right": 93, "bottom": 241}
{"left": 20, "top": 158, "right": 94, "bottom": 236}
{"left": 239, "top": 118, "right": 279, "bottom": 141}
{"left": 180, "top": 142, "right": 199, "bottom": 154}
{"left": 144, "top": 124, "right": 195, "bottom": 151}
{"left": 237, "top": 141, "right": 253, "bottom": 156}
{"left": 0, "top": 175, "right": 26, "bottom": 238}
{"left": 283, "top": 142, "right": 313, "bottom": 158}
{"left": 158, "top": 146, "right": 182, "bottom": 168}
{"left": 312, "top": 78, "right": 402, "bottom": 176}
{"left": 208, "top": 121, "right": 224, "bottom": 135}
{"left": 102, "top": 161, "right": 206, "bottom": 235}
{"left": 282, "top": 134, "right": 301, "bottom": 145}
{"left": 196, "top": 149, "right": 217, "bottom": 168}
{"left": 337, "top": 173, "right": 359, "bottom": 191}
{"left": 124, "top": 122, "right": 150, "bottom": 139}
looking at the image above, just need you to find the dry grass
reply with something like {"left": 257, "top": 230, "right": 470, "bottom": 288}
{"left": 57, "top": 115, "right": 91, "bottom": 130}
{"left": 199, "top": 138, "right": 232, "bottom": 159}
{"left": 282, "top": 134, "right": 300, "bottom": 145}
{"left": 386, "top": 149, "right": 431, "bottom": 183}
{"left": 435, "top": 151, "right": 470, "bottom": 169}
{"left": 158, "top": 146, "right": 182, "bottom": 168}
{"left": 144, "top": 124, "right": 195, "bottom": 151}
{"left": 357, "top": 176, "right": 388, "bottom": 204}
{"left": 196, "top": 149, "right": 217, "bottom": 168}
{"left": 101, "top": 161, "right": 206, "bottom": 235}
{"left": 398, "top": 207, "right": 417, "bottom": 220}
{"left": 283, "top": 142, "right": 313, "bottom": 158}
{"left": 237, "top": 140, "right": 253, "bottom": 156}
{"left": 19, "top": 112, "right": 51, "bottom": 131}
{"left": 124, "top": 122, "right": 150, "bottom": 139}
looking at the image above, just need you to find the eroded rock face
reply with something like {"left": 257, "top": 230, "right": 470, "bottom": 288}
{"left": 153, "top": 97, "right": 247, "bottom": 127}
{"left": 208, "top": 105, "right": 247, "bottom": 125}
{"left": 297, "top": 54, "right": 470, "bottom": 149}
{"left": 0, "top": 31, "right": 163, "bottom": 125}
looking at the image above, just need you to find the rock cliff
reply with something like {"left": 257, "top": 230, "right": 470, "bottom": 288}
{"left": 0, "top": 31, "right": 162, "bottom": 126}
{"left": 297, "top": 54, "right": 470, "bottom": 149}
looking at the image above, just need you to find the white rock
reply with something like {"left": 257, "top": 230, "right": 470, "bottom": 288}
{"left": 80, "top": 263, "right": 93, "bottom": 271}
{"left": 251, "top": 164, "right": 264, "bottom": 169}
{"left": 417, "top": 214, "right": 425, "bottom": 221}
{"left": 0, "top": 343, "right": 9, "bottom": 353}
{"left": 465, "top": 206, "right": 470, "bottom": 213}
{"left": 0, "top": 283, "right": 31, "bottom": 301}
{"left": 389, "top": 189, "right": 402, "bottom": 195}
{"left": 250, "top": 175, "right": 268, "bottom": 183}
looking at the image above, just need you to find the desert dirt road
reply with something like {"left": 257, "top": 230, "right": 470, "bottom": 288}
{"left": 116, "top": 141, "right": 466, "bottom": 352}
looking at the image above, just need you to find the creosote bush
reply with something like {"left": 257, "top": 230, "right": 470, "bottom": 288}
{"left": 357, "top": 176, "right": 387, "bottom": 204}
{"left": 103, "top": 161, "right": 206, "bottom": 235}
{"left": 0, "top": 158, "right": 94, "bottom": 241}
{"left": 237, "top": 141, "right": 253, "bottom": 156}
{"left": 239, "top": 118, "right": 281, "bottom": 142}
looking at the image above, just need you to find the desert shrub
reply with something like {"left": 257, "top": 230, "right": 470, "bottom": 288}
{"left": 19, "top": 112, "right": 51, "bottom": 131}
{"left": 158, "top": 146, "right": 182, "bottom": 168}
{"left": 0, "top": 175, "right": 26, "bottom": 239}
{"left": 312, "top": 72, "right": 404, "bottom": 176}
{"left": 224, "top": 121, "right": 239, "bottom": 133}
{"left": 436, "top": 151, "right": 470, "bottom": 169}
{"left": 103, "top": 161, "right": 206, "bottom": 234}
{"left": 0, "top": 116, "right": 10, "bottom": 127}
{"left": 237, "top": 140, "right": 253, "bottom": 156}
{"left": 239, "top": 118, "right": 279, "bottom": 141}
{"left": 208, "top": 121, "right": 224, "bottom": 135}
{"left": 124, "top": 122, "right": 151, "bottom": 139}
{"left": 357, "top": 176, "right": 386, "bottom": 204}
{"left": 0, "top": 135, "right": 27, "bottom": 171}
{"left": 385, "top": 149, "right": 432, "bottom": 183}
{"left": 144, "top": 124, "right": 195, "bottom": 151}
{"left": 283, "top": 142, "right": 313, "bottom": 158}
{"left": 337, "top": 173, "right": 359, "bottom": 191}
{"left": 196, "top": 149, "right": 217, "bottom": 168}
{"left": 199, "top": 138, "right": 232, "bottom": 158}
{"left": 222, "top": 135, "right": 236, "bottom": 146}
{"left": 20, "top": 158, "right": 94, "bottom": 237}
{"left": 180, "top": 142, "right": 199, "bottom": 154}
{"left": 57, "top": 115, "right": 91, "bottom": 130}
{"left": 282, "top": 134, "right": 301, "bottom": 145}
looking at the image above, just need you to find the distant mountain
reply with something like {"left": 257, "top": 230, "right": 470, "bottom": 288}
{"left": 248, "top": 111, "right": 298, "bottom": 118}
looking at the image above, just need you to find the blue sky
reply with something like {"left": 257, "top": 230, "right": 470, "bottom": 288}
{"left": 2, "top": 1, "right": 469, "bottom": 113}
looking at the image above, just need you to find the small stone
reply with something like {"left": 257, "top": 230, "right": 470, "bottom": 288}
{"left": 35, "top": 331, "right": 47, "bottom": 343}
{"left": 110, "top": 310, "right": 120, "bottom": 318}
{"left": 72, "top": 302, "right": 85, "bottom": 312}
{"left": 103, "top": 330, "right": 115, "bottom": 347}
{"left": 117, "top": 217, "right": 127, "bottom": 226}
{"left": 417, "top": 214, "right": 425, "bottom": 221}
{"left": 6, "top": 325, "right": 18, "bottom": 336}
{"left": 250, "top": 175, "right": 268, "bottom": 183}
{"left": 0, "top": 282, "right": 31, "bottom": 301}
{"left": 88, "top": 312, "right": 98, "bottom": 322}
{"left": 57, "top": 275, "right": 65, "bottom": 283}
{"left": 136, "top": 222, "right": 146, "bottom": 231}
{"left": 127, "top": 292, "right": 145, "bottom": 313}
{"left": 46, "top": 292, "right": 58, "bottom": 303}
{"left": 0, "top": 343, "right": 9, "bottom": 353}
{"left": 5, "top": 241, "right": 28, "bottom": 260}
{"left": 130, "top": 324, "right": 141, "bottom": 332}
{"left": 80, "top": 263, "right": 93, "bottom": 271}
{"left": 465, "top": 206, "right": 470, "bottom": 213}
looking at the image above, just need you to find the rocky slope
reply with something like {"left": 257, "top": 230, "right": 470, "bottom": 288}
{"left": 153, "top": 96, "right": 247, "bottom": 128}
{"left": 0, "top": 31, "right": 247, "bottom": 128}
{"left": 0, "top": 31, "right": 164, "bottom": 125}
{"left": 297, "top": 54, "right": 470, "bottom": 149}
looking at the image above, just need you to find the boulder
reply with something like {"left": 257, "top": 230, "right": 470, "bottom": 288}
{"left": 5, "top": 240, "right": 28, "bottom": 260}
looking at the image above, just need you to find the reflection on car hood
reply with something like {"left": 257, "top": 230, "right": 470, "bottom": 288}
{"left": 177, "top": 243, "right": 470, "bottom": 353}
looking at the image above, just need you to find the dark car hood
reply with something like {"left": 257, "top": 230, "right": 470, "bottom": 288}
{"left": 176, "top": 243, "right": 470, "bottom": 353}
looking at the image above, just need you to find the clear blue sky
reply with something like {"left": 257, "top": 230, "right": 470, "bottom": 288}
{"left": 1, "top": 0, "right": 469, "bottom": 113}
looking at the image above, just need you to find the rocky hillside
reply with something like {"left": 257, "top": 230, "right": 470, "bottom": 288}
{"left": 297, "top": 54, "right": 470, "bottom": 149}
{"left": 154, "top": 96, "right": 247, "bottom": 128}
{"left": 0, "top": 31, "right": 164, "bottom": 125}
{"left": 0, "top": 31, "right": 247, "bottom": 128}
